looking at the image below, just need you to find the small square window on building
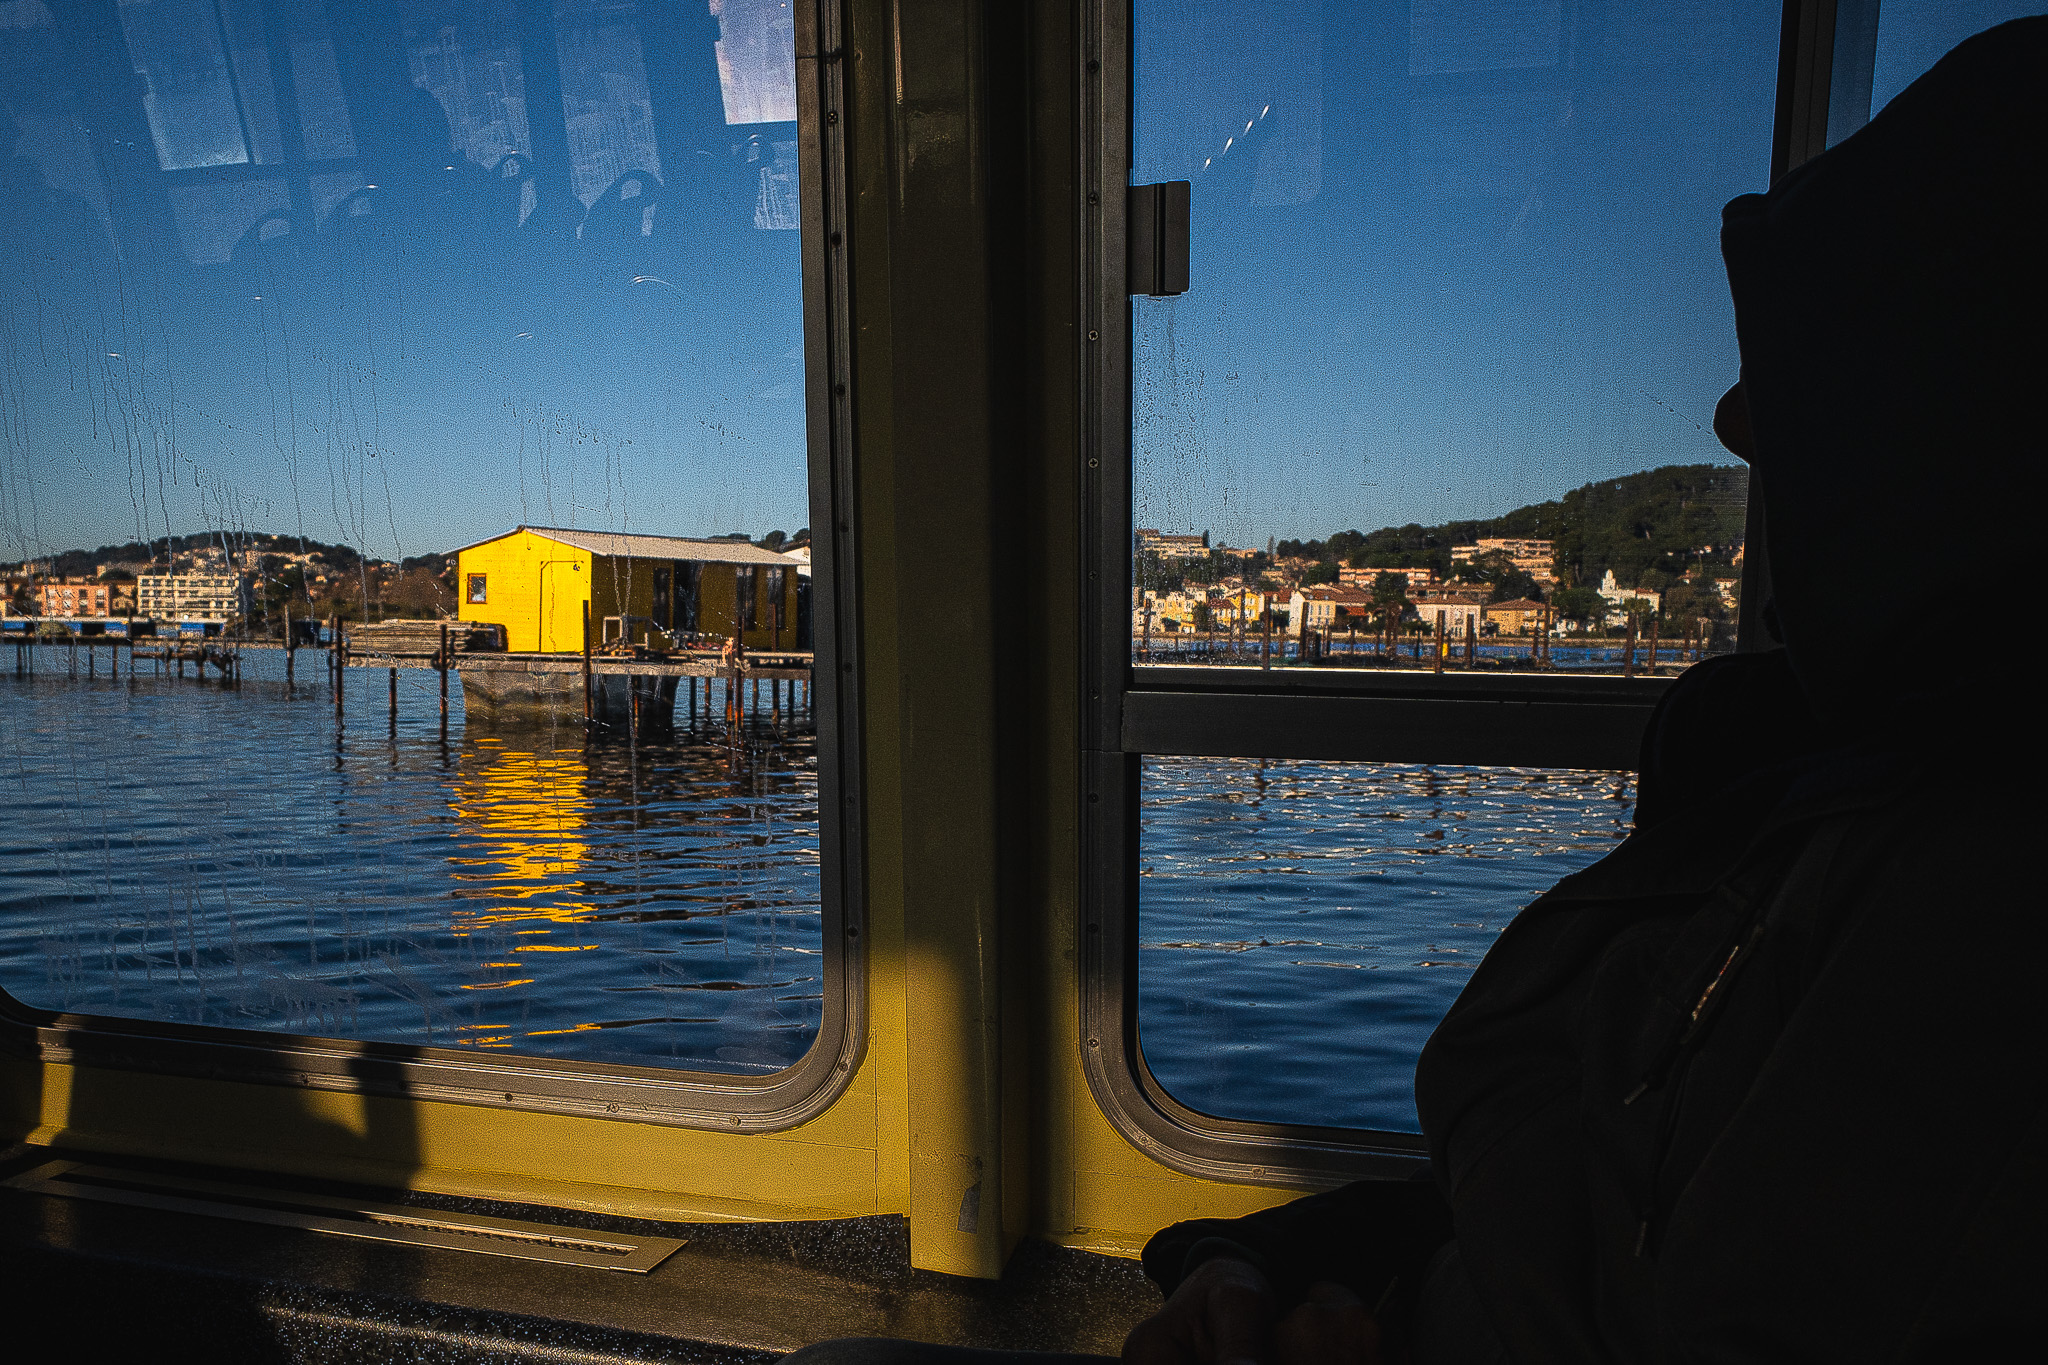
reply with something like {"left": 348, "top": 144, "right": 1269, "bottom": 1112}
{"left": 467, "top": 575, "right": 488, "bottom": 604}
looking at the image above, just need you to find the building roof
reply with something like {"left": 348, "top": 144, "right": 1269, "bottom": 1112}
{"left": 457, "top": 525, "right": 802, "bottom": 566}
{"left": 1485, "top": 598, "right": 1547, "bottom": 612}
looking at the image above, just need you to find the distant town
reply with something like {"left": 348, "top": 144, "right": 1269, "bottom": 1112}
{"left": 2, "top": 462, "right": 1747, "bottom": 649}
{"left": 1133, "top": 462, "right": 1748, "bottom": 645}
{"left": 0, "top": 527, "right": 811, "bottom": 639}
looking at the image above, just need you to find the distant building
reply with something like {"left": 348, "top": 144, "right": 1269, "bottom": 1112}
{"left": 1288, "top": 586, "right": 1374, "bottom": 634}
{"left": 38, "top": 577, "right": 115, "bottom": 618}
{"left": 1413, "top": 595, "right": 1483, "bottom": 638}
{"left": 1339, "top": 564, "right": 1437, "bottom": 592}
{"left": 136, "top": 569, "right": 252, "bottom": 623}
{"left": 1452, "top": 537, "right": 1557, "bottom": 585}
{"left": 1134, "top": 529, "right": 1211, "bottom": 561}
{"left": 1484, "top": 598, "right": 1548, "bottom": 635}
{"left": 1210, "top": 587, "right": 1279, "bottom": 627}
{"left": 1597, "top": 569, "right": 1662, "bottom": 624}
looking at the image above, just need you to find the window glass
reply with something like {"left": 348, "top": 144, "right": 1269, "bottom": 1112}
{"left": 1827, "top": 1, "right": 2045, "bottom": 147}
{"left": 1139, "top": 758, "right": 1633, "bottom": 1132}
{"left": 1129, "top": 1, "right": 1777, "bottom": 675}
{"left": 0, "top": 1, "right": 822, "bottom": 1075}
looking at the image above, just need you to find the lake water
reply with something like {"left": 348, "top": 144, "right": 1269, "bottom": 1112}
{"left": 1, "top": 647, "right": 1633, "bottom": 1128}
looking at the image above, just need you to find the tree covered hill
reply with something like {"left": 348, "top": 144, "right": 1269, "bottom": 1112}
{"left": 1276, "top": 462, "right": 1748, "bottom": 592}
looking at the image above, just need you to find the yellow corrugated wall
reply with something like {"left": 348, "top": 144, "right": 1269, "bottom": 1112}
{"left": 457, "top": 531, "right": 593, "bottom": 653}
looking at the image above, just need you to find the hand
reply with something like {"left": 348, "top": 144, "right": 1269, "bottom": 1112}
{"left": 1271, "top": 1282, "right": 1382, "bottom": 1365}
{"left": 1123, "top": 1256, "right": 1277, "bottom": 1365}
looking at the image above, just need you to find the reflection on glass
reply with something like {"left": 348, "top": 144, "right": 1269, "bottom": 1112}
{"left": 1138, "top": 758, "right": 1633, "bottom": 1133}
{"left": 1130, "top": 1, "right": 1775, "bottom": 674}
{"left": 0, "top": 1, "right": 819, "bottom": 1070}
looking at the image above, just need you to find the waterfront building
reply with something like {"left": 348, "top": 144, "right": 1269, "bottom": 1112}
{"left": 1287, "top": 585, "right": 1374, "bottom": 633}
{"left": 36, "top": 577, "right": 115, "bottom": 617}
{"left": 135, "top": 569, "right": 250, "bottom": 623}
{"left": 1413, "top": 594, "right": 1483, "bottom": 638}
{"left": 1484, "top": 598, "right": 1548, "bottom": 634}
{"left": 454, "top": 525, "right": 804, "bottom": 654}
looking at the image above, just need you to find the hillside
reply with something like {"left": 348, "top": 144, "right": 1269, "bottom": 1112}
{"left": 1275, "top": 462, "right": 1748, "bottom": 592}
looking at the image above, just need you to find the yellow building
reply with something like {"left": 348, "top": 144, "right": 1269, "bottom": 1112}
{"left": 454, "top": 526, "right": 804, "bottom": 654}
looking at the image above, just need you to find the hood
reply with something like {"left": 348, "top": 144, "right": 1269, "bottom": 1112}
{"left": 1719, "top": 18, "right": 2045, "bottom": 730}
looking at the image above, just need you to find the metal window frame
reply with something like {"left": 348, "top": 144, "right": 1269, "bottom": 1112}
{"left": 1079, "top": 0, "right": 1840, "bottom": 1187}
{"left": 0, "top": 0, "right": 867, "bottom": 1136}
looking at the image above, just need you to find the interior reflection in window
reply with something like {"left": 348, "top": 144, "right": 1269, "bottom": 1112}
{"left": 1129, "top": 1, "right": 1778, "bottom": 674}
{"left": 0, "top": 1, "right": 820, "bottom": 1074}
{"left": 1138, "top": 759, "right": 1634, "bottom": 1134}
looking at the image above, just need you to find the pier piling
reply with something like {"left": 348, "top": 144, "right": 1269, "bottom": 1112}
{"left": 1623, "top": 616, "right": 1638, "bottom": 678}
{"left": 438, "top": 624, "right": 450, "bottom": 740}
{"left": 1433, "top": 611, "right": 1446, "bottom": 675}
{"left": 581, "top": 603, "right": 593, "bottom": 725}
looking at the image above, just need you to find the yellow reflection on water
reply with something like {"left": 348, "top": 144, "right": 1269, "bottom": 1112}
{"left": 446, "top": 741, "right": 594, "bottom": 930}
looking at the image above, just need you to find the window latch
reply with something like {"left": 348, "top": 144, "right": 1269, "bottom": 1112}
{"left": 1126, "top": 181, "right": 1190, "bottom": 297}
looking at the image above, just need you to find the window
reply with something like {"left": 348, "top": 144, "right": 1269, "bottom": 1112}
{"left": 1084, "top": 0, "right": 1800, "bottom": 1179}
{"left": 0, "top": 0, "right": 861, "bottom": 1129}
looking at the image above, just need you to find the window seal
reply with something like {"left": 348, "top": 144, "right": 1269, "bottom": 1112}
{"left": 0, "top": 0, "right": 867, "bottom": 1136}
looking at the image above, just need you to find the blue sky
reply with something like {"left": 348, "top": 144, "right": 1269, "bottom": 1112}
{"left": 1129, "top": 0, "right": 2043, "bottom": 548}
{"left": 0, "top": 0, "right": 806, "bottom": 566}
{"left": 2, "top": 0, "right": 2037, "bottom": 567}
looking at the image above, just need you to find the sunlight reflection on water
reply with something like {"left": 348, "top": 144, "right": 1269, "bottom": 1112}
{"left": 0, "top": 648, "right": 820, "bottom": 1074}
{"left": 1139, "top": 757, "right": 1635, "bottom": 1133}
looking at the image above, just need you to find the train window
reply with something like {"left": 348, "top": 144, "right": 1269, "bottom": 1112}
{"left": 1129, "top": 0, "right": 1772, "bottom": 677}
{"left": 0, "top": 0, "right": 860, "bottom": 1127}
{"left": 1086, "top": 0, "right": 1790, "bottom": 1176}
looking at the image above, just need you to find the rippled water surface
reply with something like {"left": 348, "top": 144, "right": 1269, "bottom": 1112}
{"left": 3, "top": 652, "right": 1636, "bottom": 1120}
{"left": 1140, "top": 758, "right": 1635, "bottom": 1134}
{"left": 0, "top": 649, "right": 821, "bottom": 1074}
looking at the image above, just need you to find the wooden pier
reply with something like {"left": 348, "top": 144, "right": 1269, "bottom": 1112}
{"left": 7, "top": 624, "right": 815, "bottom": 745}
